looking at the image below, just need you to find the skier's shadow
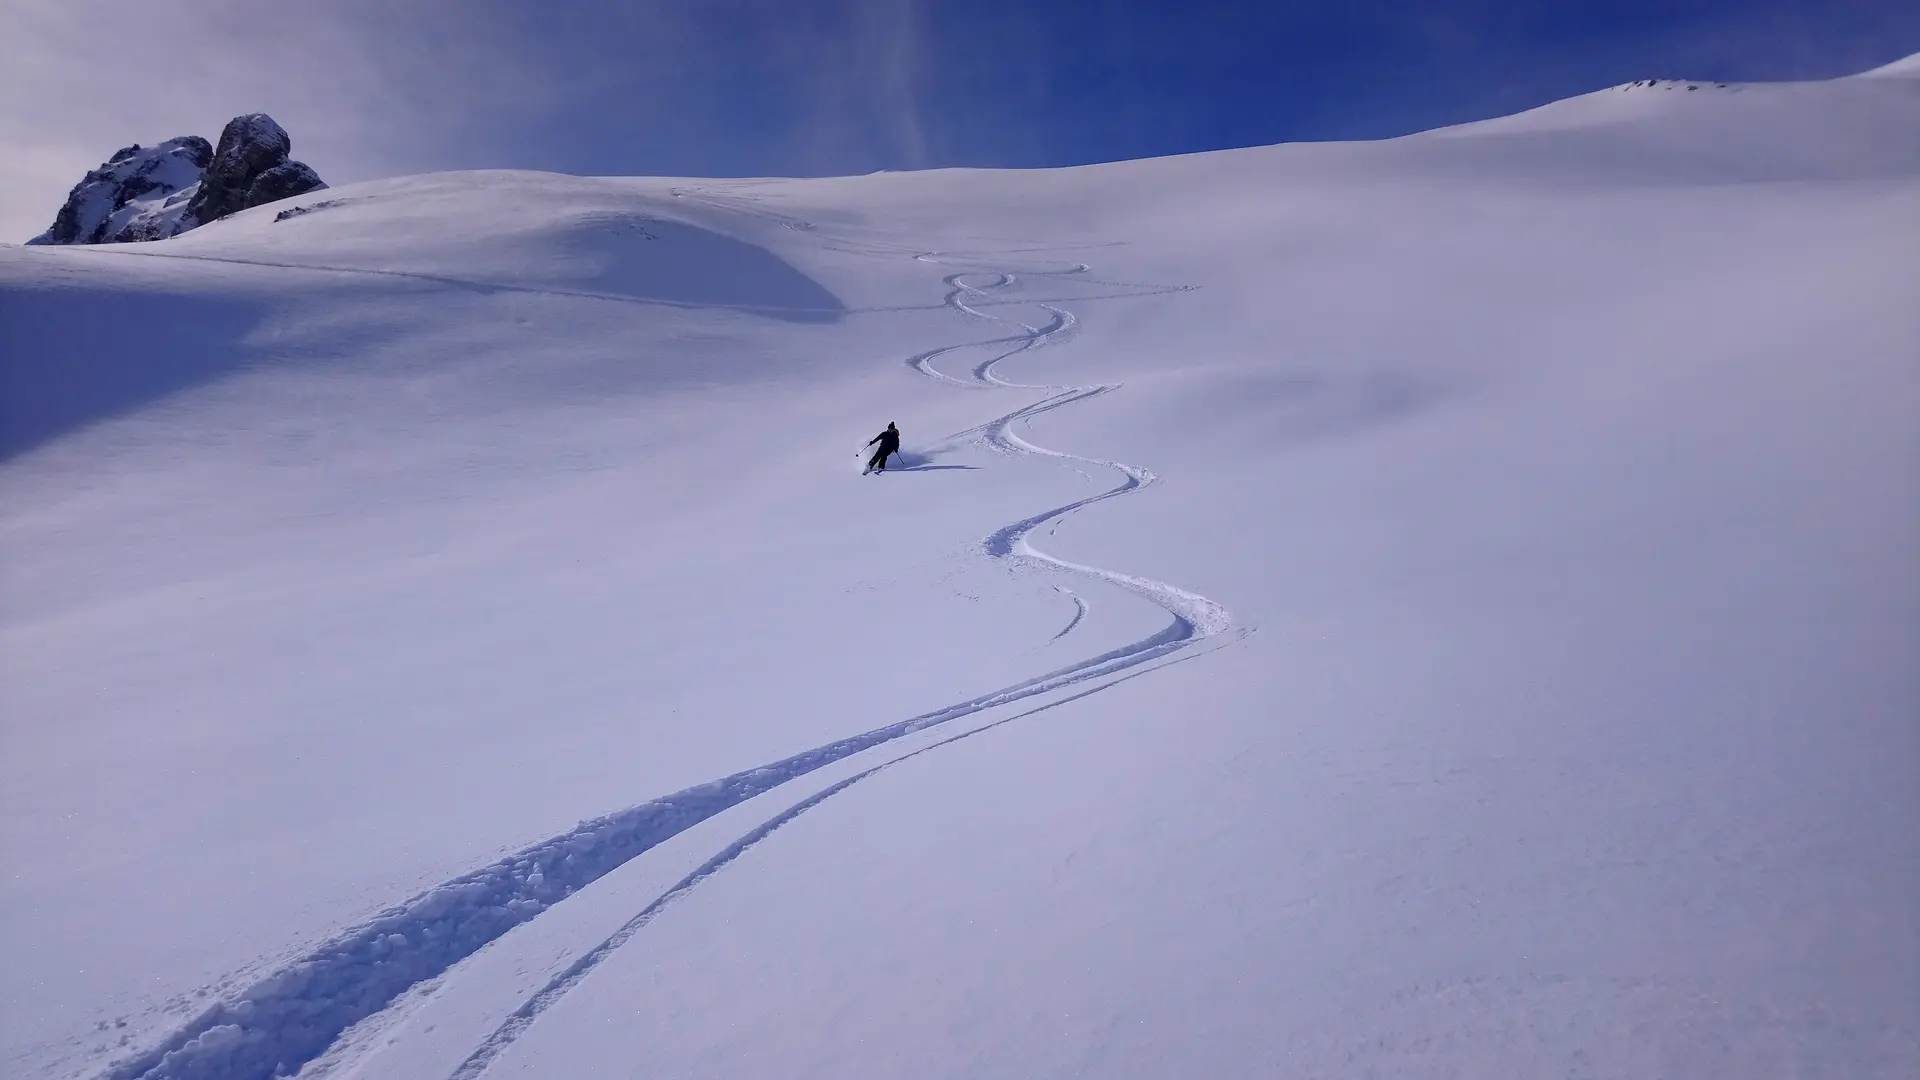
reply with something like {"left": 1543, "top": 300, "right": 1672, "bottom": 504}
{"left": 885, "top": 451, "right": 978, "bottom": 473}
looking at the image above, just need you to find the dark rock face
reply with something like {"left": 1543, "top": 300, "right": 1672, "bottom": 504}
{"left": 245, "top": 160, "right": 327, "bottom": 211}
{"left": 28, "top": 114, "right": 325, "bottom": 245}
{"left": 185, "top": 113, "right": 298, "bottom": 226}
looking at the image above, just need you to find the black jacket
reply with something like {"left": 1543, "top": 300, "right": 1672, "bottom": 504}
{"left": 868, "top": 427, "right": 900, "bottom": 454}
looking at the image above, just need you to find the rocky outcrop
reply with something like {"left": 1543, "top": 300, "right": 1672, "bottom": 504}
{"left": 28, "top": 113, "right": 325, "bottom": 245}
{"left": 246, "top": 160, "right": 328, "bottom": 210}
{"left": 28, "top": 137, "right": 211, "bottom": 245}
{"left": 183, "top": 114, "right": 302, "bottom": 226}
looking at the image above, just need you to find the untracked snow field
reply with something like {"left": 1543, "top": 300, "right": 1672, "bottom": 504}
{"left": 3, "top": 61, "right": 1918, "bottom": 1080}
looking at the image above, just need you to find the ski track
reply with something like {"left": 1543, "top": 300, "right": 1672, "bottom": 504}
{"left": 94, "top": 234, "right": 1234, "bottom": 1080}
{"left": 444, "top": 647, "right": 1220, "bottom": 1080}
{"left": 913, "top": 256, "right": 1230, "bottom": 641}
{"left": 1049, "top": 586, "right": 1089, "bottom": 642}
{"left": 442, "top": 251, "right": 1234, "bottom": 1080}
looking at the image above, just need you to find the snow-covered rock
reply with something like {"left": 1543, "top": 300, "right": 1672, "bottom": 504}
{"left": 26, "top": 137, "right": 211, "bottom": 245}
{"left": 26, "top": 113, "right": 324, "bottom": 245}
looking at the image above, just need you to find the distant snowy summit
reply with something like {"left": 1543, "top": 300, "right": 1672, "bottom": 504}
{"left": 1613, "top": 78, "right": 1736, "bottom": 92}
{"left": 27, "top": 113, "right": 325, "bottom": 245}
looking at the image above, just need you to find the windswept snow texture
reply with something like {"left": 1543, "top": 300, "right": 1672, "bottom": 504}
{"left": 4, "top": 58, "right": 1919, "bottom": 1080}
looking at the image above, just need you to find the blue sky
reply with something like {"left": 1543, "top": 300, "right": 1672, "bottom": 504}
{"left": 4, "top": 0, "right": 1917, "bottom": 238}
{"left": 435, "top": 0, "right": 1920, "bottom": 176}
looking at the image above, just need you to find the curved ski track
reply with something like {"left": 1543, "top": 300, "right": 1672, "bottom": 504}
{"left": 908, "top": 256, "right": 1230, "bottom": 640}
{"left": 1049, "top": 586, "right": 1089, "bottom": 642}
{"left": 98, "top": 233, "right": 1235, "bottom": 1080}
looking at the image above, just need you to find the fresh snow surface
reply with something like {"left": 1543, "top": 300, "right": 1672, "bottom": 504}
{"left": 3, "top": 59, "right": 1917, "bottom": 1080}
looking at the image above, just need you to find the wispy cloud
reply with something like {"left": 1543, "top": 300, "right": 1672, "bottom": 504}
{"left": 595, "top": 0, "right": 934, "bottom": 175}
{"left": 874, "top": 0, "right": 932, "bottom": 168}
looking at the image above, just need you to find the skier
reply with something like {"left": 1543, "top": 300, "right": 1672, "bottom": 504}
{"left": 863, "top": 422, "right": 901, "bottom": 474}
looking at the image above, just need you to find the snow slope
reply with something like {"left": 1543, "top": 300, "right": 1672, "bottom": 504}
{"left": 2, "top": 58, "right": 1917, "bottom": 1080}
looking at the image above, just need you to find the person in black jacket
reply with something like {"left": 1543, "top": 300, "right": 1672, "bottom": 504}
{"left": 864, "top": 422, "right": 901, "bottom": 474}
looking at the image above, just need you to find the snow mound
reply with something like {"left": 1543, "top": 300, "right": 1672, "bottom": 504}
{"left": 141, "top": 170, "right": 849, "bottom": 316}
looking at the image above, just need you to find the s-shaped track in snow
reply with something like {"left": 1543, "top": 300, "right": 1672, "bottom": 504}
{"left": 908, "top": 254, "right": 1231, "bottom": 642}
{"left": 98, "top": 246, "right": 1237, "bottom": 1080}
